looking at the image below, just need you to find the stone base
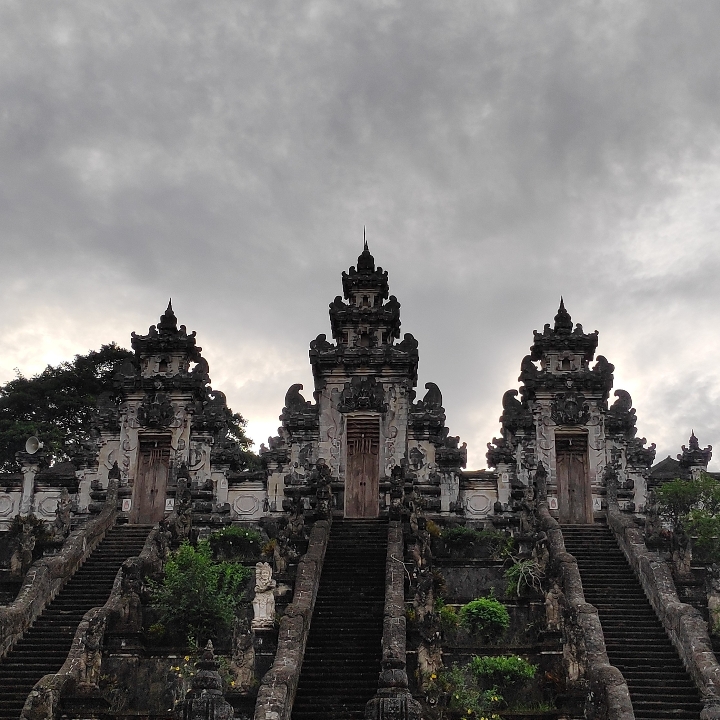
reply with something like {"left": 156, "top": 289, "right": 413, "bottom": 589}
{"left": 365, "top": 690, "right": 422, "bottom": 720}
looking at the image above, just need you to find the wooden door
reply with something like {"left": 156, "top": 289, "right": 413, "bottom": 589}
{"left": 345, "top": 417, "right": 380, "bottom": 519}
{"left": 130, "top": 438, "right": 170, "bottom": 524}
{"left": 556, "top": 434, "right": 592, "bottom": 523}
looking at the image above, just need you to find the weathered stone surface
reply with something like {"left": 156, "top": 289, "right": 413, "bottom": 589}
{"left": 0, "top": 480, "right": 119, "bottom": 662}
{"left": 253, "top": 519, "right": 330, "bottom": 720}
{"left": 608, "top": 502, "right": 720, "bottom": 717}
{"left": 538, "top": 501, "right": 635, "bottom": 720}
{"left": 175, "top": 641, "right": 233, "bottom": 720}
{"left": 19, "top": 520, "right": 167, "bottom": 720}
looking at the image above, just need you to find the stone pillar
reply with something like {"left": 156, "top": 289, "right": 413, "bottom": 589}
{"left": 365, "top": 521, "right": 422, "bottom": 720}
{"left": 18, "top": 453, "right": 42, "bottom": 515}
{"left": 175, "top": 642, "right": 233, "bottom": 720}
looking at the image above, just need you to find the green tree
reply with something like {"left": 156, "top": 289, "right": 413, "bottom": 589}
{"left": 0, "top": 344, "right": 133, "bottom": 471}
{"left": 656, "top": 473, "right": 720, "bottom": 560}
{"left": 149, "top": 540, "right": 252, "bottom": 644}
{"left": 0, "top": 344, "right": 260, "bottom": 472}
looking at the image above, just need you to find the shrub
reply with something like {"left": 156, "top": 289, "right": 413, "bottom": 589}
{"left": 441, "top": 526, "right": 514, "bottom": 558}
{"left": 208, "top": 525, "right": 262, "bottom": 559}
{"left": 424, "top": 663, "right": 503, "bottom": 718}
{"left": 149, "top": 540, "right": 252, "bottom": 645}
{"left": 504, "top": 558, "right": 544, "bottom": 597}
{"left": 459, "top": 597, "right": 510, "bottom": 640}
{"left": 470, "top": 654, "right": 538, "bottom": 686}
{"left": 425, "top": 519, "right": 442, "bottom": 538}
{"left": 439, "top": 604, "right": 460, "bottom": 632}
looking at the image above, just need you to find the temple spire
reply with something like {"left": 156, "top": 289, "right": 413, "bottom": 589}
{"left": 554, "top": 296, "right": 573, "bottom": 333}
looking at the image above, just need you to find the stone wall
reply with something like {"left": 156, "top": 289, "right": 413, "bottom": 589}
{"left": 0, "top": 480, "right": 119, "bottom": 661}
{"left": 253, "top": 519, "right": 330, "bottom": 720}
{"left": 607, "top": 502, "right": 720, "bottom": 719}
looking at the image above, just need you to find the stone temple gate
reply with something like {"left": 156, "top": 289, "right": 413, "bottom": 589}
{"left": 0, "top": 245, "right": 710, "bottom": 530}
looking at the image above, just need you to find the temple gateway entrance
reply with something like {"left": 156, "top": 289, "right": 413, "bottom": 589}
{"left": 345, "top": 417, "right": 380, "bottom": 519}
{"left": 555, "top": 433, "right": 592, "bottom": 524}
{"left": 130, "top": 436, "right": 170, "bottom": 524}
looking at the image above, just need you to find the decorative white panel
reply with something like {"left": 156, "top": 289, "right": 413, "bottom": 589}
{"left": 0, "top": 494, "right": 15, "bottom": 517}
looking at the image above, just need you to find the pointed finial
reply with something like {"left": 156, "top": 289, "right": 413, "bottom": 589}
{"left": 363, "top": 225, "right": 368, "bottom": 252}
{"left": 167, "top": 298, "right": 173, "bottom": 312}
{"left": 554, "top": 296, "right": 573, "bottom": 333}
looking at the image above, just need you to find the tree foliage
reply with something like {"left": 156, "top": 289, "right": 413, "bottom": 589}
{"left": 149, "top": 540, "right": 252, "bottom": 645}
{"left": 656, "top": 473, "right": 720, "bottom": 560}
{"left": 0, "top": 344, "right": 133, "bottom": 472}
{"left": 0, "top": 343, "right": 259, "bottom": 472}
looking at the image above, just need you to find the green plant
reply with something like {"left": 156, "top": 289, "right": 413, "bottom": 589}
{"left": 426, "top": 519, "right": 442, "bottom": 538}
{"left": 470, "top": 654, "right": 538, "bottom": 686}
{"left": 424, "top": 663, "right": 503, "bottom": 719}
{"left": 439, "top": 604, "right": 460, "bottom": 632}
{"left": 504, "top": 558, "right": 544, "bottom": 597}
{"left": 459, "top": 597, "right": 510, "bottom": 640}
{"left": 656, "top": 473, "right": 720, "bottom": 561}
{"left": 149, "top": 540, "right": 252, "bottom": 645}
{"left": 208, "top": 526, "right": 262, "bottom": 558}
{"left": 441, "top": 526, "right": 514, "bottom": 558}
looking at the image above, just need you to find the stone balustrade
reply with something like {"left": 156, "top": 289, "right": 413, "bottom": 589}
{"left": 253, "top": 518, "right": 330, "bottom": 720}
{"left": 607, "top": 502, "right": 720, "bottom": 720}
{"left": 19, "top": 521, "right": 168, "bottom": 720}
{"left": 0, "top": 479, "right": 119, "bottom": 662}
{"left": 538, "top": 501, "right": 635, "bottom": 720}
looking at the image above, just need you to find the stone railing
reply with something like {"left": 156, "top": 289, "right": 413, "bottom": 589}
{"left": 537, "top": 502, "right": 635, "bottom": 720}
{"left": 0, "top": 479, "right": 119, "bottom": 661}
{"left": 607, "top": 502, "right": 720, "bottom": 719}
{"left": 365, "top": 520, "right": 421, "bottom": 720}
{"left": 254, "top": 519, "right": 331, "bottom": 720}
{"left": 20, "top": 523, "right": 168, "bottom": 720}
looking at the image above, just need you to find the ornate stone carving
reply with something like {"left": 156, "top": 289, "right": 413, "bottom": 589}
{"left": 137, "top": 393, "right": 174, "bottom": 428}
{"left": 605, "top": 389, "right": 637, "bottom": 437}
{"left": 499, "top": 389, "right": 534, "bottom": 434}
{"left": 551, "top": 390, "right": 589, "bottom": 426}
{"left": 486, "top": 436, "right": 516, "bottom": 468}
{"left": 279, "top": 384, "right": 319, "bottom": 439}
{"left": 174, "top": 641, "right": 233, "bottom": 720}
{"left": 52, "top": 487, "right": 73, "bottom": 540}
{"left": 626, "top": 436, "right": 657, "bottom": 468}
{"left": 308, "top": 458, "right": 334, "bottom": 518}
{"left": 337, "top": 376, "right": 387, "bottom": 413}
{"left": 678, "top": 431, "right": 712, "bottom": 469}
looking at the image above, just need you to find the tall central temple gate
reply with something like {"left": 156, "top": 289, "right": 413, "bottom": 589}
{"left": 261, "top": 243, "right": 467, "bottom": 518}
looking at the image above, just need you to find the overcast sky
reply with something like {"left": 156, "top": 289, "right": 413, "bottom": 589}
{"left": 2, "top": 1, "right": 720, "bottom": 469}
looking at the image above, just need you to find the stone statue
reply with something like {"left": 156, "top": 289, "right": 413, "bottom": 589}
{"left": 545, "top": 582, "right": 563, "bottom": 631}
{"left": 10, "top": 522, "right": 35, "bottom": 578}
{"left": 252, "top": 562, "right": 276, "bottom": 629}
{"left": 230, "top": 620, "right": 256, "bottom": 693}
{"left": 52, "top": 488, "right": 72, "bottom": 540}
{"left": 169, "top": 479, "right": 192, "bottom": 544}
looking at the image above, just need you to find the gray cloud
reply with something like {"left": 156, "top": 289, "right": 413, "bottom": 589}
{"left": 2, "top": 1, "right": 720, "bottom": 467}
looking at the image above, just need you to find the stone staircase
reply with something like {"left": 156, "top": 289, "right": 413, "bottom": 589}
{"left": 291, "top": 519, "right": 387, "bottom": 720}
{"left": 562, "top": 524, "right": 703, "bottom": 720}
{"left": 0, "top": 524, "right": 152, "bottom": 720}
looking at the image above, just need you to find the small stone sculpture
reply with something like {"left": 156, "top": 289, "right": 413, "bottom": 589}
{"left": 52, "top": 488, "right": 72, "bottom": 540}
{"left": 10, "top": 522, "right": 35, "bottom": 578}
{"left": 252, "top": 562, "right": 276, "bottom": 629}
